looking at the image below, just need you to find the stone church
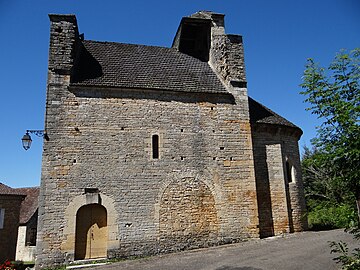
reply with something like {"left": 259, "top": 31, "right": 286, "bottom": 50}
{"left": 36, "top": 11, "right": 307, "bottom": 268}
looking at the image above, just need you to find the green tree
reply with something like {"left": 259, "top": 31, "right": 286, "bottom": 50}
{"left": 300, "top": 48, "right": 360, "bottom": 221}
{"left": 302, "top": 146, "right": 358, "bottom": 229}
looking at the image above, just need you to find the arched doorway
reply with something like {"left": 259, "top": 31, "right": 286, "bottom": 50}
{"left": 75, "top": 204, "right": 107, "bottom": 260}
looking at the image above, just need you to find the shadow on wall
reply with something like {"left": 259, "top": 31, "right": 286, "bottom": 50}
{"left": 70, "top": 86, "right": 236, "bottom": 105}
{"left": 72, "top": 43, "right": 103, "bottom": 83}
{"left": 253, "top": 144, "right": 274, "bottom": 238}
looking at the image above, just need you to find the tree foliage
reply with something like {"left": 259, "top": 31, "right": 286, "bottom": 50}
{"left": 300, "top": 48, "right": 360, "bottom": 222}
{"left": 302, "top": 147, "right": 351, "bottom": 204}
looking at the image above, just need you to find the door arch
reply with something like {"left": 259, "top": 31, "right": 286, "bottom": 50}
{"left": 75, "top": 204, "right": 107, "bottom": 260}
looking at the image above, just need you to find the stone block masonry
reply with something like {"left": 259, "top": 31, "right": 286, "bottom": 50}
{"left": 37, "top": 84, "right": 260, "bottom": 267}
{"left": 252, "top": 127, "right": 308, "bottom": 238}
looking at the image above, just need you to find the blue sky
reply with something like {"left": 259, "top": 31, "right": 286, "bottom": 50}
{"left": 0, "top": 0, "right": 359, "bottom": 188}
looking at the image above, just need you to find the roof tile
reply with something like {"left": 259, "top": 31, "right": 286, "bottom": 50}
{"left": 0, "top": 183, "right": 26, "bottom": 196}
{"left": 248, "top": 97, "right": 302, "bottom": 132}
{"left": 15, "top": 187, "right": 40, "bottom": 224}
{"left": 71, "top": 40, "right": 228, "bottom": 94}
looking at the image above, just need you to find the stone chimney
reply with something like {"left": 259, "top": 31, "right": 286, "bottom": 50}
{"left": 172, "top": 11, "right": 246, "bottom": 87}
{"left": 48, "top": 14, "right": 79, "bottom": 75}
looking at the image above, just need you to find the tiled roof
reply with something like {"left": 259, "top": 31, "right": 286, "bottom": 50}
{"left": 71, "top": 40, "right": 228, "bottom": 94}
{"left": 70, "top": 40, "right": 300, "bottom": 130}
{"left": 248, "top": 97, "right": 302, "bottom": 131}
{"left": 15, "top": 187, "right": 40, "bottom": 224}
{"left": 0, "top": 182, "right": 26, "bottom": 196}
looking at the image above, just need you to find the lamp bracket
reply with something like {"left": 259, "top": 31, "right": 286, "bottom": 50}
{"left": 26, "top": 130, "right": 49, "bottom": 140}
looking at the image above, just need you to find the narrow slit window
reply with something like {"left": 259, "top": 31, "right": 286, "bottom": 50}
{"left": 152, "top": 135, "right": 159, "bottom": 159}
{"left": 0, "top": 208, "right": 4, "bottom": 229}
{"left": 286, "top": 160, "right": 293, "bottom": 183}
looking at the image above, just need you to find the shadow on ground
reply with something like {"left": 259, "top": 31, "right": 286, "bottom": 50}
{"left": 216, "top": 266, "right": 263, "bottom": 270}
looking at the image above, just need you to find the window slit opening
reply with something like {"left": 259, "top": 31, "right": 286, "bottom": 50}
{"left": 286, "top": 160, "right": 293, "bottom": 183}
{"left": 152, "top": 135, "right": 159, "bottom": 159}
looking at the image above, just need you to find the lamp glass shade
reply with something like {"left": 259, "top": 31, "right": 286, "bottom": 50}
{"left": 22, "top": 133, "right": 32, "bottom": 150}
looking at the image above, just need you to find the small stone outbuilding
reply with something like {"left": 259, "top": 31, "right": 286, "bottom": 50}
{"left": 16, "top": 187, "right": 40, "bottom": 262}
{"left": 0, "top": 183, "right": 26, "bottom": 263}
{"left": 36, "top": 11, "right": 307, "bottom": 268}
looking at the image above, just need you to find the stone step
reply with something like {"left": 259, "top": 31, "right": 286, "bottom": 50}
{"left": 66, "top": 258, "right": 108, "bottom": 269}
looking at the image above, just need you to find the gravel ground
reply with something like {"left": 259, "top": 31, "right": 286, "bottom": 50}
{"left": 92, "top": 229, "right": 358, "bottom": 270}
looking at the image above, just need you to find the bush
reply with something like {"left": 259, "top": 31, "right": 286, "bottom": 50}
{"left": 308, "top": 203, "right": 358, "bottom": 230}
{"left": 330, "top": 227, "right": 360, "bottom": 270}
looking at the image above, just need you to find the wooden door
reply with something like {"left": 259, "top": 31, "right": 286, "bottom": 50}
{"left": 75, "top": 204, "right": 107, "bottom": 260}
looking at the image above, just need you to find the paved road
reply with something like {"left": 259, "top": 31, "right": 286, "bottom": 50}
{"left": 94, "top": 229, "right": 357, "bottom": 270}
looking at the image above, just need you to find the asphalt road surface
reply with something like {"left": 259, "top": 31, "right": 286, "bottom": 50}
{"left": 94, "top": 229, "right": 357, "bottom": 270}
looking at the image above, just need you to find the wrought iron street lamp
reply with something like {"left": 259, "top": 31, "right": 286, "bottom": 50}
{"left": 21, "top": 130, "right": 49, "bottom": 150}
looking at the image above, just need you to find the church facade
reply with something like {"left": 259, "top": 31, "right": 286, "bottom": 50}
{"left": 36, "top": 11, "right": 307, "bottom": 268}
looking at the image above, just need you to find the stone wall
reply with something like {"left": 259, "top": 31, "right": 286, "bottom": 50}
{"left": 174, "top": 11, "right": 247, "bottom": 86}
{"left": 265, "top": 143, "right": 291, "bottom": 235}
{"left": 0, "top": 195, "right": 23, "bottom": 262}
{"left": 159, "top": 177, "right": 220, "bottom": 251}
{"left": 210, "top": 34, "right": 246, "bottom": 85}
{"left": 16, "top": 213, "right": 38, "bottom": 262}
{"left": 252, "top": 126, "right": 308, "bottom": 238}
{"left": 36, "top": 81, "right": 260, "bottom": 267}
{"left": 48, "top": 14, "right": 78, "bottom": 74}
{"left": 16, "top": 226, "right": 37, "bottom": 262}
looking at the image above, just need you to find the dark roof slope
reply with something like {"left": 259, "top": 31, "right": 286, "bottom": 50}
{"left": 70, "top": 40, "right": 300, "bottom": 130}
{"left": 248, "top": 97, "right": 302, "bottom": 131}
{"left": 15, "top": 187, "right": 40, "bottom": 224}
{"left": 71, "top": 40, "right": 228, "bottom": 94}
{"left": 0, "top": 183, "right": 26, "bottom": 196}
